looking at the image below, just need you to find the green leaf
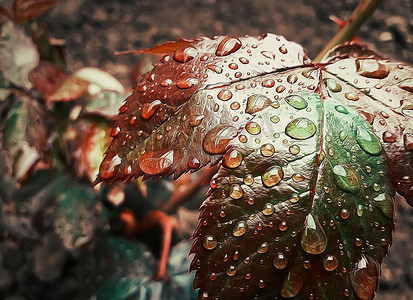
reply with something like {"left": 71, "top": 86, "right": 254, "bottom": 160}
{"left": 0, "top": 20, "right": 39, "bottom": 89}
{"left": 55, "top": 185, "right": 97, "bottom": 250}
{"left": 83, "top": 90, "right": 129, "bottom": 118}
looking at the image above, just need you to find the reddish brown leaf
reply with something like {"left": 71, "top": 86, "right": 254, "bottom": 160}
{"left": 13, "top": 0, "right": 56, "bottom": 24}
{"left": 29, "top": 59, "right": 67, "bottom": 101}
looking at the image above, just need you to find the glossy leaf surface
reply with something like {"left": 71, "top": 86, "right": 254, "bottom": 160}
{"left": 98, "top": 34, "right": 412, "bottom": 299}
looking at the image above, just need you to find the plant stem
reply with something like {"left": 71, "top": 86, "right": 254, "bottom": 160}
{"left": 313, "top": 0, "right": 384, "bottom": 63}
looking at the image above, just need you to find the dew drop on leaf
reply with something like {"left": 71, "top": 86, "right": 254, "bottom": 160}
{"left": 287, "top": 73, "right": 298, "bottom": 84}
{"left": 202, "top": 124, "right": 238, "bottom": 154}
{"left": 260, "top": 143, "right": 275, "bottom": 157}
{"left": 246, "top": 121, "right": 261, "bottom": 135}
{"left": 139, "top": 150, "right": 174, "bottom": 175}
{"left": 382, "top": 131, "right": 396, "bottom": 143}
{"left": 203, "top": 235, "right": 218, "bottom": 250}
{"left": 301, "top": 214, "right": 328, "bottom": 254}
{"left": 229, "top": 184, "right": 244, "bottom": 199}
{"left": 245, "top": 94, "right": 271, "bottom": 114}
{"left": 273, "top": 252, "right": 288, "bottom": 269}
{"left": 285, "top": 117, "right": 317, "bottom": 140}
{"left": 350, "top": 255, "right": 379, "bottom": 300}
{"left": 223, "top": 149, "right": 243, "bottom": 168}
{"left": 99, "top": 152, "right": 122, "bottom": 179}
{"left": 226, "top": 265, "right": 237, "bottom": 276}
{"left": 233, "top": 221, "right": 247, "bottom": 237}
{"left": 173, "top": 45, "right": 198, "bottom": 63}
{"left": 261, "top": 166, "right": 284, "bottom": 187}
{"left": 217, "top": 89, "right": 233, "bottom": 101}
{"left": 344, "top": 92, "right": 359, "bottom": 101}
{"left": 324, "top": 78, "right": 342, "bottom": 92}
{"left": 216, "top": 37, "right": 242, "bottom": 56}
{"left": 280, "top": 271, "right": 303, "bottom": 298}
{"left": 332, "top": 164, "right": 360, "bottom": 193}
{"left": 244, "top": 174, "right": 254, "bottom": 185}
{"left": 355, "top": 127, "right": 382, "bottom": 156}
{"left": 285, "top": 95, "right": 308, "bottom": 110}
{"left": 323, "top": 255, "right": 338, "bottom": 271}
{"left": 189, "top": 114, "right": 204, "bottom": 127}
{"left": 257, "top": 242, "right": 269, "bottom": 253}
{"left": 262, "top": 203, "right": 275, "bottom": 216}
{"left": 335, "top": 105, "right": 349, "bottom": 114}
{"left": 141, "top": 100, "right": 161, "bottom": 120}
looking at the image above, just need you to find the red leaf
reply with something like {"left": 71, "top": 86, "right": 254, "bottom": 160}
{"left": 13, "top": 0, "right": 56, "bottom": 23}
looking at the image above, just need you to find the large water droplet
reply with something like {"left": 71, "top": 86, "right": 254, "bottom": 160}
{"left": 350, "top": 255, "right": 379, "bottom": 300}
{"left": 216, "top": 37, "right": 242, "bottom": 56}
{"left": 262, "top": 79, "right": 275, "bottom": 88}
{"left": 324, "top": 78, "right": 342, "bottom": 92}
{"left": 139, "top": 150, "right": 174, "bottom": 175}
{"left": 355, "top": 127, "right": 382, "bottom": 156}
{"left": 203, "top": 235, "right": 218, "bottom": 250}
{"left": 217, "top": 89, "right": 233, "bottom": 101}
{"left": 173, "top": 45, "right": 198, "bottom": 63}
{"left": 285, "top": 95, "right": 308, "bottom": 110}
{"left": 99, "top": 152, "right": 122, "bottom": 179}
{"left": 285, "top": 118, "right": 317, "bottom": 140}
{"left": 281, "top": 271, "right": 303, "bottom": 298}
{"left": 229, "top": 184, "right": 243, "bottom": 199}
{"left": 261, "top": 166, "right": 284, "bottom": 187}
{"left": 289, "top": 145, "right": 300, "bottom": 155}
{"left": 301, "top": 214, "right": 328, "bottom": 254}
{"left": 244, "top": 174, "right": 254, "bottom": 185}
{"left": 262, "top": 203, "right": 275, "bottom": 216}
{"left": 287, "top": 74, "right": 298, "bottom": 84}
{"left": 233, "top": 221, "right": 247, "bottom": 236}
{"left": 202, "top": 125, "right": 237, "bottom": 154}
{"left": 332, "top": 164, "right": 360, "bottom": 193}
{"left": 246, "top": 121, "right": 261, "bottom": 135}
{"left": 356, "top": 60, "right": 390, "bottom": 79}
{"left": 177, "top": 78, "right": 198, "bottom": 89}
{"left": 223, "top": 149, "right": 242, "bottom": 168}
{"left": 257, "top": 242, "right": 269, "bottom": 253}
{"left": 245, "top": 94, "right": 271, "bottom": 114}
{"left": 345, "top": 92, "right": 359, "bottom": 101}
{"left": 142, "top": 100, "right": 161, "bottom": 120}
{"left": 273, "top": 252, "right": 288, "bottom": 269}
{"left": 260, "top": 143, "right": 275, "bottom": 157}
{"left": 335, "top": 105, "right": 349, "bottom": 114}
{"left": 323, "top": 255, "right": 338, "bottom": 271}
{"left": 382, "top": 131, "right": 396, "bottom": 143}
{"left": 207, "top": 64, "right": 223, "bottom": 74}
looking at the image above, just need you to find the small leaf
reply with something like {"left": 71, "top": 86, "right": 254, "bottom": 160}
{"left": 13, "top": 0, "right": 56, "bottom": 24}
{"left": 47, "top": 75, "right": 89, "bottom": 102}
{"left": 74, "top": 67, "right": 125, "bottom": 94}
{"left": 0, "top": 20, "right": 39, "bottom": 89}
{"left": 55, "top": 185, "right": 97, "bottom": 250}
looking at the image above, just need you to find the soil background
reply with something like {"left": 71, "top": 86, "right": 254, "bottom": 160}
{"left": 3, "top": 0, "right": 413, "bottom": 299}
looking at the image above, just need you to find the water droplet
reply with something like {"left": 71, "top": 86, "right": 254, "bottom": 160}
{"left": 244, "top": 174, "right": 254, "bottom": 185}
{"left": 301, "top": 214, "right": 328, "bottom": 254}
{"left": 142, "top": 100, "right": 161, "bottom": 119}
{"left": 260, "top": 143, "right": 275, "bottom": 157}
{"left": 99, "top": 152, "right": 122, "bottom": 179}
{"left": 303, "top": 260, "right": 311, "bottom": 269}
{"left": 188, "top": 157, "right": 200, "bottom": 169}
{"left": 229, "top": 184, "right": 243, "bottom": 199}
{"left": 350, "top": 255, "right": 379, "bottom": 300}
{"left": 287, "top": 74, "right": 298, "bottom": 84}
{"left": 285, "top": 95, "right": 308, "bottom": 110}
{"left": 345, "top": 92, "right": 359, "bottom": 101}
{"left": 324, "top": 78, "right": 342, "bottom": 92}
{"left": 383, "top": 131, "right": 396, "bottom": 143}
{"left": 177, "top": 78, "right": 198, "bottom": 89}
{"left": 270, "top": 116, "right": 280, "bottom": 123}
{"left": 335, "top": 105, "right": 349, "bottom": 114}
{"left": 239, "top": 135, "right": 248, "bottom": 143}
{"left": 258, "top": 279, "right": 265, "bottom": 288}
{"left": 207, "top": 64, "right": 223, "bottom": 74}
{"left": 139, "top": 150, "right": 174, "bottom": 175}
{"left": 209, "top": 273, "right": 217, "bottom": 280}
{"left": 239, "top": 57, "right": 249, "bottom": 64}
{"left": 110, "top": 126, "right": 121, "bottom": 137}
{"left": 229, "top": 63, "right": 238, "bottom": 70}
{"left": 173, "top": 45, "right": 198, "bottom": 63}
{"left": 261, "top": 50, "right": 276, "bottom": 59}
{"left": 279, "top": 221, "right": 288, "bottom": 231}
{"left": 230, "top": 101, "right": 240, "bottom": 110}
{"left": 281, "top": 271, "right": 303, "bottom": 298}
{"left": 279, "top": 46, "right": 288, "bottom": 54}
{"left": 203, "top": 125, "right": 237, "bottom": 154}
{"left": 226, "top": 265, "right": 237, "bottom": 276}
{"left": 223, "top": 149, "right": 243, "bottom": 168}
{"left": 245, "top": 94, "right": 271, "bottom": 114}
{"left": 356, "top": 60, "right": 390, "bottom": 79}
{"left": 233, "top": 221, "right": 247, "bottom": 236}
{"left": 257, "top": 242, "right": 269, "bottom": 253}
{"left": 273, "top": 252, "right": 288, "bottom": 269}
{"left": 262, "top": 203, "right": 275, "bottom": 216}
{"left": 262, "top": 166, "right": 284, "bottom": 187}
{"left": 323, "top": 255, "right": 338, "bottom": 271}
{"left": 246, "top": 121, "right": 261, "bottom": 135}
{"left": 203, "top": 235, "right": 218, "bottom": 250}
{"left": 217, "top": 89, "right": 233, "bottom": 101}
{"left": 262, "top": 79, "right": 275, "bottom": 88}
{"left": 292, "top": 174, "right": 305, "bottom": 182}
{"left": 276, "top": 85, "right": 286, "bottom": 93}
{"left": 332, "top": 164, "right": 360, "bottom": 193}
{"left": 160, "top": 78, "right": 172, "bottom": 87}
{"left": 355, "top": 127, "right": 382, "bottom": 155}
{"left": 285, "top": 118, "right": 317, "bottom": 140}
{"left": 216, "top": 37, "right": 242, "bottom": 56}
{"left": 404, "top": 133, "right": 413, "bottom": 151}
{"left": 340, "top": 208, "right": 350, "bottom": 219}
{"left": 190, "top": 115, "right": 204, "bottom": 127}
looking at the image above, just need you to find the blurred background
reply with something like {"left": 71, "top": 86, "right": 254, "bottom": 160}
{"left": 0, "top": 0, "right": 412, "bottom": 299}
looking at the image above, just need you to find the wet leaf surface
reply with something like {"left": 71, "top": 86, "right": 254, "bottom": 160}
{"left": 97, "top": 35, "right": 411, "bottom": 299}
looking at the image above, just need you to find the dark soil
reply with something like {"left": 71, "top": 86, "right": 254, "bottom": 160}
{"left": 5, "top": 0, "right": 413, "bottom": 298}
